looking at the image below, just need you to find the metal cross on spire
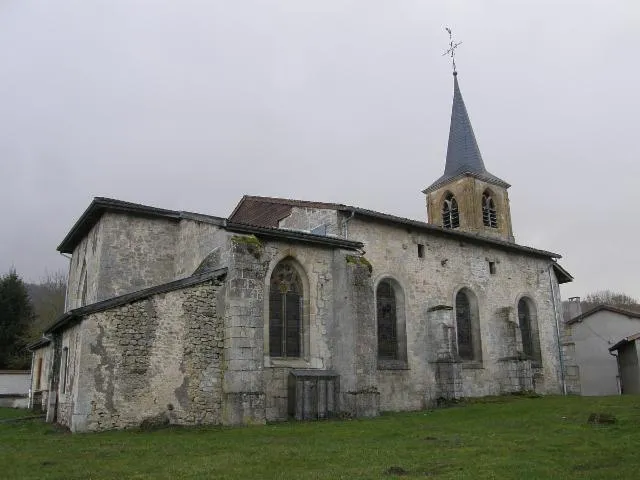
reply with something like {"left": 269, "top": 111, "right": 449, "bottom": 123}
{"left": 442, "top": 27, "right": 462, "bottom": 74}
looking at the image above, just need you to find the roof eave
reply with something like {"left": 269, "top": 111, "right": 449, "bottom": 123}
{"left": 422, "top": 171, "right": 511, "bottom": 195}
{"left": 45, "top": 268, "right": 228, "bottom": 334}
{"left": 347, "top": 207, "right": 561, "bottom": 259}
{"left": 226, "top": 221, "right": 363, "bottom": 250}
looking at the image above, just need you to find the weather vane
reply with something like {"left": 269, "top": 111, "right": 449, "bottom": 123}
{"left": 442, "top": 27, "right": 462, "bottom": 74}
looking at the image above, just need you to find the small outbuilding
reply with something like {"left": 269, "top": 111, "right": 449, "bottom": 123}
{"left": 609, "top": 333, "right": 640, "bottom": 395}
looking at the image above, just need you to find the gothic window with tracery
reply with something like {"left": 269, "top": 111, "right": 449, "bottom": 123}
{"left": 377, "top": 280, "right": 398, "bottom": 360}
{"left": 518, "top": 297, "right": 541, "bottom": 363}
{"left": 269, "top": 261, "right": 303, "bottom": 358}
{"left": 482, "top": 192, "right": 497, "bottom": 228}
{"left": 442, "top": 193, "right": 460, "bottom": 229}
{"left": 455, "top": 291, "right": 473, "bottom": 360}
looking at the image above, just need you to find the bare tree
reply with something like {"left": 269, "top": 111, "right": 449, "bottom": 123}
{"left": 581, "top": 290, "right": 640, "bottom": 313}
{"left": 25, "top": 270, "right": 67, "bottom": 342}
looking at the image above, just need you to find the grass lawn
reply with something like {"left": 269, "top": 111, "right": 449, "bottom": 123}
{"left": 1, "top": 395, "right": 639, "bottom": 479}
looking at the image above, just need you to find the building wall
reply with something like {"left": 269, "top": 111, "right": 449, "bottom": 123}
{"left": 66, "top": 220, "right": 105, "bottom": 310}
{"left": 0, "top": 371, "right": 30, "bottom": 395}
{"left": 279, "top": 207, "right": 342, "bottom": 236}
{"left": 569, "top": 311, "right": 640, "bottom": 395}
{"left": 60, "top": 279, "right": 225, "bottom": 432}
{"left": 0, "top": 369, "right": 30, "bottom": 407}
{"left": 222, "top": 235, "right": 377, "bottom": 423}
{"left": 96, "top": 213, "right": 178, "bottom": 300}
{"left": 174, "top": 220, "right": 230, "bottom": 277}
{"left": 617, "top": 341, "right": 640, "bottom": 394}
{"left": 30, "top": 346, "right": 53, "bottom": 411}
{"left": 56, "top": 322, "right": 83, "bottom": 426}
{"left": 346, "top": 217, "right": 562, "bottom": 410}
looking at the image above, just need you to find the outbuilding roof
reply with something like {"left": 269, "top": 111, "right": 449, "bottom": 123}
{"left": 566, "top": 304, "right": 640, "bottom": 325}
{"left": 609, "top": 332, "right": 640, "bottom": 352}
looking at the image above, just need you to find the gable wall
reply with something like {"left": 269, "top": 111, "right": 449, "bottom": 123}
{"left": 568, "top": 311, "right": 640, "bottom": 395}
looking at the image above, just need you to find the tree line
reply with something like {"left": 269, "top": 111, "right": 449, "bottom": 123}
{"left": 0, "top": 269, "right": 66, "bottom": 369}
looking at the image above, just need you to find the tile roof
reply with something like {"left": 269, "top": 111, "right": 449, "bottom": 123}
{"left": 228, "top": 196, "right": 344, "bottom": 227}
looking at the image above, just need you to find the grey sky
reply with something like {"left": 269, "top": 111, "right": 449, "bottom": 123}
{"left": 1, "top": 1, "right": 638, "bottom": 301}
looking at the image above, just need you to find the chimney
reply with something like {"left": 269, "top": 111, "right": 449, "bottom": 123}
{"left": 563, "top": 297, "right": 582, "bottom": 322}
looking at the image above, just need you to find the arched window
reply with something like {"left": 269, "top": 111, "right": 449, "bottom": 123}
{"left": 377, "top": 280, "right": 398, "bottom": 360}
{"left": 455, "top": 289, "right": 481, "bottom": 362}
{"left": 482, "top": 192, "right": 497, "bottom": 228}
{"left": 518, "top": 297, "right": 541, "bottom": 363}
{"left": 442, "top": 193, "right": 460, "bottom": 229}
{"left": 269, "top": 260, "right": 303, "bottom": 358}
{"left": 376, "top": 278, "right": 408, "bottom": 368}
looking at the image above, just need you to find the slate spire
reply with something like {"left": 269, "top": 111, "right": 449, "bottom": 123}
{"left": 423, "top": 72, "right": 509, "bottom": 193}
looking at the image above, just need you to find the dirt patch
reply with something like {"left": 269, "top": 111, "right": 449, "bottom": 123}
{"left": 384, "top": 466, "right": 409, "bottom": 476}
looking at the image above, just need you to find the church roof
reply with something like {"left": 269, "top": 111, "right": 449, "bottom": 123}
{"left": 423, "top": 73, "right": 509, "bottom": 194}
{"left": 230, "top": 195, "right": 568, "bottom": 265}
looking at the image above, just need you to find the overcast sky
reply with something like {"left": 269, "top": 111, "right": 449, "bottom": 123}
{"left": 1, "top": 1, "right": 638, "bottom": 300}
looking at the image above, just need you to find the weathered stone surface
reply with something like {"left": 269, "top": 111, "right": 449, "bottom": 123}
{"left": 45, "top": 192, "right": 566, "bottom": 432}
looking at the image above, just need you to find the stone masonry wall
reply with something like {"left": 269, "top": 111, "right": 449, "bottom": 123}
{"left": 174, "top": 219, "right": 230, "bottom": 278}
{"left": 279, "top": 207, "right": 342, "bottom": 237}
{"left": 66, "top": 279, "right": 225, "bottom": 432}
{"left": 56, "top": 322, "right": 83, "bottom": 427}
{"left": 96, "top": 213, "right": 178, "bottom": 301}
{"left": 67, "top": 220, "right": 104, "bottom": 310}
{"left": 347, "top": 217, "right": 563, "bottom": 411}
{"left": 224, "top": 233, "right": 380, "bottom": 422}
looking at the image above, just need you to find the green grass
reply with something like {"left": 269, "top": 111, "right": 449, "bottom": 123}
{"left": 2, "top": 395, "right": 640, "bottom": 479}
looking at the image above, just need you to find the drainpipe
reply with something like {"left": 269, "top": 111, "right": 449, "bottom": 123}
{"left": 548, "top": 264, "right": 567, "bottom": 395}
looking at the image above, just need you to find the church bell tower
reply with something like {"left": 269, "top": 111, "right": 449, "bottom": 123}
{"left": 423, "top": 70, "right": 514, "bottom": 243}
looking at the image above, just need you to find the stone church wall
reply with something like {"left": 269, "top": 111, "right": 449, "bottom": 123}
{"left": 63, "top": 279, "right": 225, "bottom": 432}
{"left": 56, "top": 322, "right": 83, "bottom": 427}
{"left": 174, "top": 220, "right": 230, "bottom": 277}
{"left": 96, "top": 212, "right": 178, "bottom": 300}
{"left": 66, "top": 220, "right": 105, "bottom": 310}
{"left": 223, "top": 234, "right": 379, "bottom": 422}
{"left": 278, "top": 207, "right": 342, "bottom": 237}
{"left": 348, "top": 217, "right": 563, "bottom": 410}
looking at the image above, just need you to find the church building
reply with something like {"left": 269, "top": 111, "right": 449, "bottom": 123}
{"left": 28, "top": 71, "right": 572, "bottom": 432}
